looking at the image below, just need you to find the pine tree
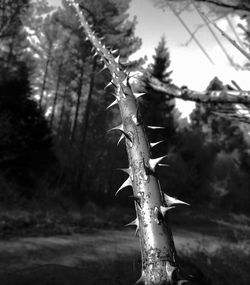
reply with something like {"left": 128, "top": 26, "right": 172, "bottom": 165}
{"left": 139, "top": 36, "right": 177, "bottom": 148}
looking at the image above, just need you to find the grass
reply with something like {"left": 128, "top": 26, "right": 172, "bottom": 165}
{"left": 0, "top": 203, "right": 249, "bottom": 284}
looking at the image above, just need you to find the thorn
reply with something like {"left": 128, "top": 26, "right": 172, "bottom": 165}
{"left": 150, "top": 140, "right": 165, "bottom": 148}
{"left": 135, "top": 272, "right": 146, "bottom": 285}
{"left": 158, "top": 164, "right": 169, "bottom": 167}
{"left": 125, "top": 217, "right": 139, "bottom": 236}
{"left": 104, "top": 81, "right": 113, "bottom": 90}
{"left": 117, "top": 134, "right": 125, "bottom": 146}
{"left": 116, "top": 167, "right": 132, "bottom": 177}
{"left": 133, "top": 92, "right": 146, "bottom": 99}
{"left": 98, "top": 64, "right": 108, "bottom": 74}
{"left": 148, "top": 155, "right": 168, "bottom": 172}
{"left": 160, "top": 205, "right": 175, "bottom": 217}
{"left": 164, "top": 194, "right": 190, "bottom": 207}
{"left": 147, "top": 126, "right": 165, "bottom": 130}
{"left": 106, "top": 99, "right": 118, "bottom": 110}
{"left": 104, "top": 80, "right": 116, "bottom": 90}
{"left": 111, "top": 49, "right": 119, "bottom": 54}
{"left": 125, "top": 217, "right": 138, "bottom": 227}
{"left": 116, "top": 167, "right": 133, "bottom": 181}
{"left": 108, "top": 123, "right": 124, "bottom": 133}
{"left": 129, "top": 195, "right": 141, "bottom": 208}
{"left": 91, "top": 46, "right": 95, "bottom": 53}
{"left": 108, "top": 124, "right": 132, "bottom": 143}
{"left": 115, "top": 177, "right": 132, "bottom": 196}
{"left": 114, "top": 55, "right": 120, "bottom": 64}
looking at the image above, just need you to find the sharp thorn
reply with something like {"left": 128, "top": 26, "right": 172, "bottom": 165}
{"left": 164, "top": 193, "right": 190, "bottom": 207}
{"left": 133, "top": 92, "right": 146, "bottom": 99}
{"left": 104, "top": 81, "right": 116, "bottom": 90}
{"left": 117, "top": 134, "right": 125, "bottom": 146}
{"left": 108, "top": 124, "right": 132, "bottom": 143}
{"left": 114, "top": 55, "right": 120, "bottom": 64}
{"left": 116, "top": 167, "right": 132, "bottom": 176}
{"left": 111, "top": 49, "right": 119, "bottom": 54}
{"left": 158, "top": 163, "right": 169, "bottom": 167}
{"left": 104, "top": 81, "right": 113, "bottom": 90}
{"left": 160, "top": 205, "right": 175, "bottom": 217}
{"left": 98, "top": 64, "right": 108, "bottom": 74}
{"left": 125, "top": 217, "right": 138, "bottom": 227}
{"left": 135, "top": 272, "right": 146, "bottom": 285}
{"left": 149, "top": 155, "right": 168, "bottom": 172}
{"left": 115, "top": 177, "right": 132, "bottom": 196}
{"left": 129, "top": 195, "right": 141, "bottom": 208}
{"left": 108, "top": 123, "right": 124, "bottom": 133}
{"left": 150, "top": 140, "right": 165, "bottom": 148}
{"left": 147, "top": 125, "right": 165, "bottom": 130}
{"left": 106, "top": 99, "right": 118, "bottom": 110}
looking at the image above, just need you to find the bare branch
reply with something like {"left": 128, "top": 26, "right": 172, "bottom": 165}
{"left": 192, "top": 0, "right": 250, "bottom": 13}
{"left": 197, "top": 9, "right": 250, "bottom": 62}
{"left": 149, "top": 76, "right": 250, "bottom": 104}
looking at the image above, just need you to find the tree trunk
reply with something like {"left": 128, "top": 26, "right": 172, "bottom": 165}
{"left": 50, "top": 64, "right": 63, "bottom": 129}
{"left": 57, "top": 85, "right": 68, "bottom": 133}
{"left": 39, "top": 44, "right": 52, "bottom": 109}
{"left": 74, "top": 58, "right": 97, "bottom": 199}
{"left": 70, "top": 64, "right": 84, "bottom": 143}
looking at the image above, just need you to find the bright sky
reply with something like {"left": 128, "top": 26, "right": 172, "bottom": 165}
{"left": 48, "top": 0, "right": 250, "bottom": 117}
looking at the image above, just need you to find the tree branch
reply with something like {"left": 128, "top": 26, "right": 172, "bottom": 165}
{"left": 155, "top": 0, "right": 250, "bottom": 13}
{"left": 149, "top": 76, "right": 250, "bottom": 104}
{"left": 191, "top": 0, "right": 250, "bottom": 13}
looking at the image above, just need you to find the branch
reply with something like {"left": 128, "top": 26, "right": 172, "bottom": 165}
{"left": 193, "top": 0, "right": 250, "bottom": 13}
{"left": 195, "top": 7, "right": 250, "bottom": 62}
{"left": 149, "top": 76, "right": 250, "bottom": 104}
{"left": 156, "top": 0, "right": 250, "bottom": 13}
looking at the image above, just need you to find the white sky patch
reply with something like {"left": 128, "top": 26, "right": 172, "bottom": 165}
{"left": 128, "top": 0, "right": 250, "bottom": 118}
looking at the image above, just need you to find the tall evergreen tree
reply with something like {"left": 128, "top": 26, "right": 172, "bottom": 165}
{"left": 139, "top": 36, "right": 178, "bottom": 148}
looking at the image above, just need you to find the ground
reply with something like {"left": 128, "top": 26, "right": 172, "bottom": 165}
{"left": 0, "top": 206, "right": 250, "bottom": 284}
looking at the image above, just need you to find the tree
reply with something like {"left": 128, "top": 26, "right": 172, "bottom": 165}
{"left": 0, "top": 63, "right": 55, "bottom": 200}
{"left": 0, "top": 0, "right": 30, "bottom": 72}
{"left": 138, "top": 36, "right": 179, "bottom": 150}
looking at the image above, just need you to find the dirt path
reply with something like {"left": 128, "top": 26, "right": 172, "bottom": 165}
{"left": 0, "top": 228, "right": 249, "bottom": 285}
{"left": 1, "top": 227, "right": 247, "bottom": 274}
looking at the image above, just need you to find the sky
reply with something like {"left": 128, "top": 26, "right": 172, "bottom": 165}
{"left": 48, "top": 0, "right": 250, "bottom": 117}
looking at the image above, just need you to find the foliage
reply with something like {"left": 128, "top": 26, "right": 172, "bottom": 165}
{"left": 0, "top": 63, "right": 55, "bottom": 200}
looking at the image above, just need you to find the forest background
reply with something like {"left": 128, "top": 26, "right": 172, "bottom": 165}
{"left": 1, "top": 1, "right": 250, "bottom": 284}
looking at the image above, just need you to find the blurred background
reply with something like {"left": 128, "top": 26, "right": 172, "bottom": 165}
{"left": 0, "top": 0, "right": 250, "bottom": 284}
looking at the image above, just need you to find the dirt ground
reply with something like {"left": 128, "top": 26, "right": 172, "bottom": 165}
{"left": 0, "top": 227, "right": 249, "bottom": 284}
